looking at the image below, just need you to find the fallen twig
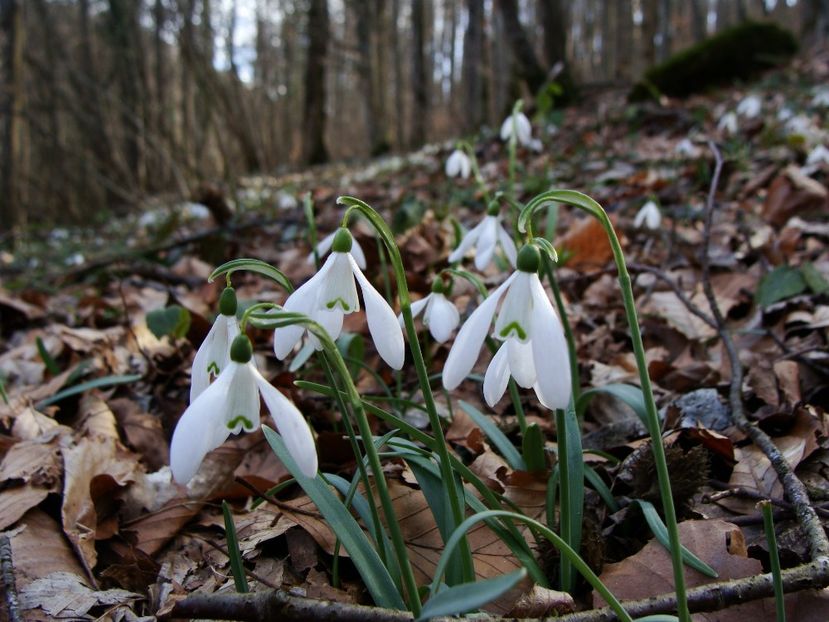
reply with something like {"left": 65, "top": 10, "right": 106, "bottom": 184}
{"left": 0, "top": 535, "right": 22, "bottom": 622}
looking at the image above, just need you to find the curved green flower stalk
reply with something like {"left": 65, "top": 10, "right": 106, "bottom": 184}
{"left": 519, "top": 189, "right": 690, "bottom": 622}
{"left": 338, "top": 196, "right": 476, "bottom": 584}
{"left": 251, "top": 308, "right": 422, "bottom": 615}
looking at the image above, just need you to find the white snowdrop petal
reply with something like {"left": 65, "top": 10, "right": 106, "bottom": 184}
{"left": 474, "top": 217, "right": 498, "bottom": 271}
{"left": 255, "top": 371, "right": 318, "bottom": 478}
{"left": 409, "top": 296, "right": 431, "bottom": 321}
{"left": 274, "top": 257, "right": 335, "bottom": 359}
{"left": 442, "top": 272, "right": 518, "bottom": 390}
{"left": 445, "top": 151, "right": 462, "bottom": 177}
{"left": 507, "top": 337, "right": 536, "bottom": 388}
{"left": 516, "top": 113, "right": 533, "bottom": 146}
{"left": 308, "top": 230, "right": 336, "bottom": 265}
{"left": 448, "top": 219, "right": 485, "bottom": 264}
{"left": 350, "top": 240, "right": 368, "bottom": 270}
{"left": 190, "top": 315, "right": 226, "bottom": 403}
{"left": 529, "top": 276, "right": 572, "bottom": 409}
{"left": 223, "top": 363, "right": 260, "bottom": 437}
{"left": 171, "top": 365, "right": 235, "bottom": 484}
{"left": 425, "top": 294, "right": 459, "bottom": 343}
{"left": 483, "top": 342, "right": 511, "bottom": 407}
{"left": 499, "top": 117, "right": 513, "bottom": 141}
{"left": 313, "top": 308, "right": 345, "bottom": 349}
{"left": 320, "top": 253, "right": 360, "bottom": 313}
{"left": 493, "top": 272, "right": 533, "bottom": 342}
{"left": 459, "top": 154, "right": 471, "bottom": 179}
{"left": 497, "top": 224, "right": 518, "bottom": 267}
{"left": 350, "top": 255, "right": 405, "bottom": 370}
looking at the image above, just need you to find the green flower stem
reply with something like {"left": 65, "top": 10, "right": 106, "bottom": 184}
{"left": 520, "top": 190, "right": 690, "bottom": 622}
{"left": 761, "top": 501, "right": 786, "bottom": 622}
{"left": 313, "top": 320, "right": 421, "bottom": 613}
{"left": 339, "top": 196, "right": 475, "bottom": 585}
{"left": 541, "top": 254, "right": 581, "bottom": 403}
{"left": 431, "top": 510, "right": 633, "bottom": 622}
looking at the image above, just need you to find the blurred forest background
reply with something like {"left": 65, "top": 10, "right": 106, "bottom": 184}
{"left": 1, "top": 0, "right": 828, "bottom": 233}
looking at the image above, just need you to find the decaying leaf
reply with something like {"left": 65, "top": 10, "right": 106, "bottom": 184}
{"left": 19, "top": 571, "right": 142, "bottom": 620}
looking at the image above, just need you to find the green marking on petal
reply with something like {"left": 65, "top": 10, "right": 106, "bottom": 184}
{"left": 326, "top": 298, "right": 351, "bottom": 311}
{"left": 498, "top": 322, "right": 527, "bottom": 340}
{"left": 207, "top": 361, "right": 220, "bottom": 376}
{"left": 227, "top": 415, "right": 254, "bottom": 431}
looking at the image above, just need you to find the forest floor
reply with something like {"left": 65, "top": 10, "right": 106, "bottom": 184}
{"left": 2, "top": 49, "right": 829, "bottom": 622}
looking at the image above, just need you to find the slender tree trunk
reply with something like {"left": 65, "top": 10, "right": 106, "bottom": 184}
{"left": 410, "top": 0, "right": 428, "bottom": 147}
{"left": 496, "top": 0, "right": 546, "bottom": 94}
{"left": 303, "top": 0, "right": 329, "bottom": 164}
{"left": 690, "top": 0, "right": 707, "bottom": 41}
{"left": 0, "top": 0, "right": 23, "bottom": 234}
{"left": 353, "top": 0, "right": 388, "bottom": 155}
{"left": 615, "top": 0, "right": 633, "bottom": 80}
{"left": 462, "top": 0, "right": 485, "bottom": 132}
{"left": 391, "top": 0, "right": 405, "bottom": 148}
{"left": 640, "top": 0, "right": 658, "bottom": 70}
{"left": 658, "top": 0, "right": 672, "bottom": 61}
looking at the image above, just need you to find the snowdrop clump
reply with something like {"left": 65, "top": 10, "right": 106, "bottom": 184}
{"left": 445, "top": 149, "right": 472, "bottom": 179}
{"left": 633, "top": 200, "right": 662, "bottom": 230}
{"left": 443, "top": 244, "right": 571, "bottom": 410}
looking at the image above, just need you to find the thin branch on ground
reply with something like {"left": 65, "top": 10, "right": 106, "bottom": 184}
{"left": 1, "top": 535, "right": 22, "bottom": 622}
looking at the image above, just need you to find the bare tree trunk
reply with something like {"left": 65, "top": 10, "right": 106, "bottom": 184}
{"left": 658, "top": 0, "right": 672, "bottom": 61}
{"left": 410, "top": 0, "right": 428, "bottom": 148}
{"left": 801, "top": 0, "right": 829, "bottom": 43}
{"left": 640, "top": 0, "right": 658, "bottom": 70}
{"left": 303, "top": 0, "right": 329, "bottom": 164}
{"left": 391, "top": 0, "right": 405, "bottom": 148}
{"left": 496, "top": 0, "right": 546, "bottom": 94}
{"left": 462, "top": 0, "right": 485, "bottom": 133}
{"left": 537, "top": 0, "right": 574, "bottom": 98}
{"left": 352, "top": 0, "right": 389, "bottom": 155}
{"left": 690, "top": 0, "right": 707, "bottom": 41}
{"left": 615, "top": 0, "right": 633, "bottom": 80}
{"left": 0, "top": 0, "right": 23, "bottom": 234}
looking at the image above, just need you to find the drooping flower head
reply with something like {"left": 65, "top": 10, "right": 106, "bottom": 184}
{"left": 308, "top": 229, "right": 367, "bottom": 269}
{"left": 500, "top": 110, "right": 534, "bottom": 148}
{"left": 172, "top": 334, "right": 317, "bottom": 484}
{"left": 633, "top": 200, "right": 661, "bottom": 230}
{"left": 445, "top": 148, "right": 472, "bottom": 179}
{"left": 190, "top": 287, "right": 240, "bottom": 403}
{"left": 736, "top": 94, "right": 761, "bottom": 119}
{"left": 275, "top": 227, "right": 405, "bottom": 369}
{"left": 399, "top": 276, "right": 460, "bottom": 343}
{"left": 448, "top": 201, "right": 517, "bottom": 271}
{"left": 718, "top": 111, "right": 738, "bottom": 135}
{"left": 443, "top": 244, "right": 571, "bottom": 410}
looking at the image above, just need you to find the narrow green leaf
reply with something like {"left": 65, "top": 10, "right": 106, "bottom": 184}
{"left": 222, "top": 501, "right": 249, "bottom": 593}
{"left": 0, "top": 373, "right": 8, "bottom": 405}
{"left": 209, "top": 258, "right": 294, "bottom": 293}
{"left": 416, "top": 569, "right": 527, "bottom": 622}
{"left": 36, "top": 336, "right": 61, "bottom": 376}
{"left": 531, "top": 236, "right": 559, "bottom": 263}
{"left": 288, "top": 341, "right": 316, "bottom": 372}
{"left": 634, "top": 500, "right": 718, "bottom": 578}
{"left": 633, "top": 616, "right": 681, "bottom": 622}
{"left": 263, "top": 427, "right": 406, "bottom": 610}
{"left": 522, "top": 423, "right": 547, "bottom": 472}
{"left": 584, "top": 464, "right": 619, "bottom": 512}
{"left": 35, "top": 374, "right": 142, "bottom": 410}
{"left": 577, "top": 384, "right": 648, "bottom": 428}
{"left": 146, "top": 305, "right": 191, "bottom": 339}
{"left": 556, "top": 400, "right": 584, "bottom": 593}
{"left": 460, "top": 401, "right": 526, "bottom": 470}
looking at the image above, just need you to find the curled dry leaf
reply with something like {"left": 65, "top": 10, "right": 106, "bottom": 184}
{"left": 19, "top": 571, "right": 142, "bottom": 620}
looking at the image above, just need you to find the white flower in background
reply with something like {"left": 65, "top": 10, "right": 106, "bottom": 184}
{"left": 633, "top": 200, "right": 662, "bottom": 230}
{"left": 675, "top": 138, "right": 700, "bottom": 158}
{"left": 529, "top": 138, "right": 544, "bottom": 153}
{"left": 276, "top": 228, "right": 404, "bottom": 369}
{"left": 448, "top": 207, "right": 518, "bottom": 271}
{"left": 308, "top": 229, "right": 367, "bottom": 269}
{"left": 777, "top": 107, "right": 794, "bottom": 122}
{"left": 806, "top": 144, "right": 829, "bottom": 166}
{"left": 172, "top": 335, "right": 317, "bottom": 483}
{"left": 399, "top": 278, "right": 460, "bottom": 343}
{"left": 785, "top": 115, "right": 813, "bottom": 137}
{"left": 736, "top": 95, "right": 762, "bottom": 118}
{"left": 812, "top": 88, "right": 829, "bottom": 108}
{"left": 717, "top": 111, "right": 738, "bottom": 135}
{"left": 64, "top": 253, "right": 85, "bottom": 266}
{"left": 190, "top": 287, "right": 241, "bottom": 402}
{"left": 443, "top": 245, "right": 571, "bottom": 410}
{"left": 445, "top": 149, "right": 472, "bottom": 179}
{"left": 500, "top": 110, "right": 534, "bottom": 148}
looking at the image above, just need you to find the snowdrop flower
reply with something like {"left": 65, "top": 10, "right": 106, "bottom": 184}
{"left": 448, "top": 204, "right": 517, "bottom": 271}
{"left": 308, "top": 229, "right": 366, "bottom": 269}
{"left": 737, "top": 95, "right": 761, "bottom": 118}
{"left": 785, "top": 115, "right": 813, "bottom": 137}
{"left": 633, "top": 200, "right": 662, "bottom": 230}
{"left": 443, "top": 245, "right": 571, "bottom": 410}
{"left": 777, "top": 107, "right": 794, "bottom": 123}
{"left": 717, "top": 111, "right": 738, "bottom": 135}
{"left": 675, "top": 138, "right": 700, "bottom": 158}
{"left": 806, "top": 144, "right": 829, "bottom": 166}
{"left": 445, "top": 149, "right": 472, "bottom": 179}
{"left": 399, "top": 277, "right": 460, "bottom": 343}
{"left": 191, "top": 287, "right": 240, "bottom": 402}
{"left": 812, "top": 88, "right": 829, "bottom": 108}
{"left": 172, "top": 334, "right": 317, "bottom": 483}
{"left": 500, "top": 110, "right": 534, "bottom": 148}
{"left": 275, "top": 228, "right": 404, "bottom": 369}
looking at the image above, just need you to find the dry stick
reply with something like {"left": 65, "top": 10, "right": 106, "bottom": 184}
{"left": 0, "top": 535, "right": 22, "bottom": 622}
{"left": 698, "top": 140, "right": 829, "bottom": 560}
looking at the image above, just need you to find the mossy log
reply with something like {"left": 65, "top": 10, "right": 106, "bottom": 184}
{"left": 629, "top": 21, "right": 797, "bottom": 101}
